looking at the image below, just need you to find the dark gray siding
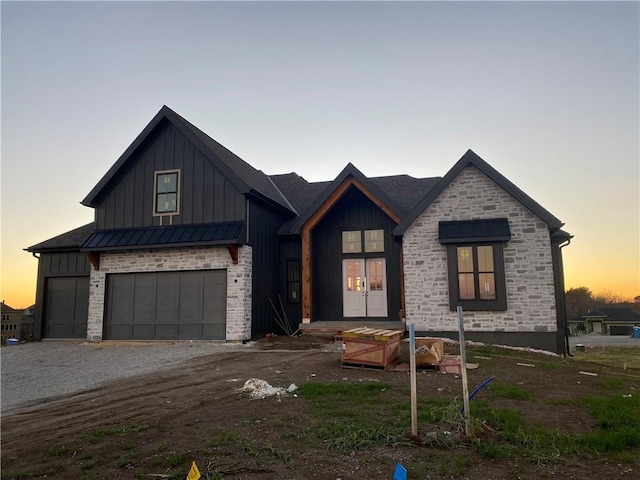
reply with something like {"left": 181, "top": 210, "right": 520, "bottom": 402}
{"left": 312, "top": 187, "right": 402, "bottom": 322}
{"left": 33, "top": 251, "right": 91, "bottom": 340}
{"left": 248, "top": 199, "right": 290, "bottom": 335}
{"left": 95, "top": 122, "right": 246, "bottom": 230}
{"left": 278, "top": 237, "right": 302, "bottom": 331}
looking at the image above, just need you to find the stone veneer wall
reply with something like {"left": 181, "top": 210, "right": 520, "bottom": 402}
{"left": 403, "top": 166, "right": 557, "bottom": 334}
{"left": 87, "top": 246, "right": 252, "bottom": 342}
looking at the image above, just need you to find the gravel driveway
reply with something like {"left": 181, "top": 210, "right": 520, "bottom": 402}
{"left": 568, "top": 333, "right": 640, "bottom": 348}
{"left": 1, "top": 340, "right": 251, "bottom": 414}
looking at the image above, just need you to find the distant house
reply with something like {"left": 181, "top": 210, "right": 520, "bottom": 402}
{"left": 1, "top": 301, "right": 22, "bottom": 342}
{"left": 571, "top": 308, "right": 640, "bottom": 336}
{"left": 26, "top": 106, "right": 572, "bottom": 353}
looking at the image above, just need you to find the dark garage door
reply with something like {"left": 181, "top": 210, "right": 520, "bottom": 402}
{"left": 609, "top": 325, "right": 632, "bottom": 336}
{"left": 105, "top": 270, "right": 227, "bottom": 340}
{"left": 44, "top": 276, "right": 89, "bottom": 338}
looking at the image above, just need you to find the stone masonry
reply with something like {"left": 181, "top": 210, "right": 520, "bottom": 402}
{"left": 87, "top": 245, "right": 252, "bottom": 341}
{"left": 403, "top": 166, "right": 557, "bottom": 333}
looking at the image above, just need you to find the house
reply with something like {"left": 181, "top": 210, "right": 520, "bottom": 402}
{"left": 20, "top": 304, "right": 36, "bottom": 339}
{"left": 26, "top": 106, "right": 572, "bottom": 353}
{"left": 1, "top": 301, "right": 22, "bottom": 342}
{"left": 571, "top": 308, "right": 640, "bottom": 336}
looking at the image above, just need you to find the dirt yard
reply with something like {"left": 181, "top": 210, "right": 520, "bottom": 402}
{"left": 2, "top": 336, "right": 639, "bottom": 480}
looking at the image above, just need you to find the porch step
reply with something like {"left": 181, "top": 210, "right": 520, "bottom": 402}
{"left": 299, "top": 321, "right": 406, "bottom": 339}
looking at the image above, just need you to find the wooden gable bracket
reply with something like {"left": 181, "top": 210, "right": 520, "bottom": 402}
{"left": 86, "top": 252, "right": 100, "bottom": 271}
{"left": 226, "top": 244, "right": 239, "bottom": 265}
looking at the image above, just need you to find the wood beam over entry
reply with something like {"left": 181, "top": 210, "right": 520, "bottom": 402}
{"left": 300, "top": 177, "right": 402, "bottom": 322}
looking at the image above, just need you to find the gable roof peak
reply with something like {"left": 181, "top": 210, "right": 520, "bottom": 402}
{"left": 393, "top": 149, "right": 565, "bottom": 235}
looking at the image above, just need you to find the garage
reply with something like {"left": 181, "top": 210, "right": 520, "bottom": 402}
{"left": 104, "top": 270, "right": 227, "bottom": 340}
{"left": 609, "top": 325, "right": 633, "bottom": 336}
{"left": 44, "top": 276, "right": 89, "bottom": 338}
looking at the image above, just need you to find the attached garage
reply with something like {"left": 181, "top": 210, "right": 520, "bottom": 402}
{"left": 44, "top": 276, "right": 89, "bottom": 338}
{"left": 104, "top": 270, "right": 227, "bottom": 340}
{"left": 609, "top": 325, "right": 633, "bottom": 336}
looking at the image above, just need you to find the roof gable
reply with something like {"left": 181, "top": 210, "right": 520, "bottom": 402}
{"left": 394, "top": 149, "right": 564, "bottom": 236}
{"left": 278, "top": 163, "right": 406, "bottom": 235}
{"left": 82, "top": 106, "right": 293, "bottom": 213}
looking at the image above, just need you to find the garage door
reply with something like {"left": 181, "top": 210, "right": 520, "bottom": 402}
{"left": 105, "top": 270, "right": 226, "bottom": 340}
{"left": 44, "top": 276, "right": 89, "bottom": 338}
{"left": 609, "top": 325, "right": 632, "bottom": 336}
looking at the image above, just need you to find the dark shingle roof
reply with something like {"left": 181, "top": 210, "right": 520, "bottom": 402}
{"left": 176, "top": 113, "right": 294, "bottom": 212}
{"left": 394, "top": 149, "right": 566, "bottom": 236}
{"left": 81, "top": 222, "right": 245, "bottom": 252}
{"left": 370, "top": 175, "right": 440, "bottom": 213}
{"left": 269, "top": 173, "right": 331, "bottom": 215}
{"left": 26, "top": 223, "right": 95, "bottom": 252}
{"left": 270, "top": 171, "right": 441, "bottom": 233}
{"left": 82, "top": 106, "right": 294, "bottom": 214}
{"left": 582, "top": 308, "right": 640, "bottom": 322}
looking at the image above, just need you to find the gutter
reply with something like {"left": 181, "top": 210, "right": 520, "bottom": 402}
{"left": 560, "top": 237, "right": 572, "bottom": 357}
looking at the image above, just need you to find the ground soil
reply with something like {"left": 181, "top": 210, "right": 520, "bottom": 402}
{"left": 2, "top": 336, "right": 639, "bottom": 480}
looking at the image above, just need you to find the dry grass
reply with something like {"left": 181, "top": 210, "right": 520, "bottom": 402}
{"left": 571, "top": 346, "right": 640, "bottom": 371}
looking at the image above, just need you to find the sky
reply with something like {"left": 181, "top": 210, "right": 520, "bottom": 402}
{"left": 1, "top": 1, "right": 639, "bottom": 309}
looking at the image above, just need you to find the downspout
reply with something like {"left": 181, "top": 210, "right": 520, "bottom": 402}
{"left": 560, "top": 238, "right": 572, "bottom": 356}
{"left": 32, "top": 252, "right": 40, "bottom": 259}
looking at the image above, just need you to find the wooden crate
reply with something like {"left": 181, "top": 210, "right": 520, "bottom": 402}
{"left": 342, "top": 328, "right": 404, "bottom": 369}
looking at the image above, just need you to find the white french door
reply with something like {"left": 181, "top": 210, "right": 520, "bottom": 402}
{"left": 342, "top": 258, "right": 388, "bottom": 318}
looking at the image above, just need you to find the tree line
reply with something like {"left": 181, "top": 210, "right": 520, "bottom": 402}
{"left": 565, "top": 287, "right": 640, "bottom": 320}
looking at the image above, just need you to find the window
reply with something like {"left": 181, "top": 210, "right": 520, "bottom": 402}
{"left": 1, "top": 314, "right": 9, "bottom": 321}
{"left": 364, "top": 229, "right": 384, "bottom": 253}
{"left": 342, "top": 229, "right": 384, "bottom": 254}
{"left": 287, "top": 260, "right": 301, "bottom": 303}
{"left": 342, "top": 231, "right": 362, "bottom": 253}
{"left": 154, "top": 170, "right": 180, "bottom": 215}
{"left": 439, "top": 219, "right": 510, "bottom": 311}
{"left": 446, "top": 243, "right": 506, "bottom": 310}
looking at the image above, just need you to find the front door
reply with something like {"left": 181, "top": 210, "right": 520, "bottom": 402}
{"left": 342, "top": 258, "right": 388, "bottom": 318}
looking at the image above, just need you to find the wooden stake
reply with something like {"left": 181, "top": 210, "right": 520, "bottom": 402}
{"left": 457, "top": 307, "right": 471, "bottom": 437}
{"left": 409, "top": 324, "right": 418, "bottom": 437}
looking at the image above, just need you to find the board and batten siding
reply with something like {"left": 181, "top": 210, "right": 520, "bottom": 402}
{"left": 94, "top": 121, "right": 246, "bottom": 230}
{"left": 32, "top": 251, "right": 91, "bottom": 340}
{"left": 312, "top": 186, "right": 402, "bottom": 322}
{"left": 247, "top": 199, "right": 291, "bottom": 334}
{"left": 278, "top": 237, "right": 302, "bottom": 332}
{"left": 403, "top": 166, "right": 557, "bottom": 343}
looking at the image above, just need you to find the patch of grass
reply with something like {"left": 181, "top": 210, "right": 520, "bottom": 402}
{"left": 316, "top": 421, "right": 410, "bottom": 453}
{"left": 81, "top": 422, "right": 155, "bottom": 445}
{"left": 48, "top": 445, "right": 69, "bottom": 457}
{"left": 488, "top": 382, "right": 535, "bottom": 401}
{"left": 8, "top": 470, "right": 42, "bottom": 479}
{"left": 576, "top": 394, "right": 640, "bottom": 453}
{"left": 152, "top": 451, "right": 188, "bottom": 468}
{"left": 572, "top": 346, "right": 640, "bottom": 370}
{"left": 208, "top": 429, "right": 239, "bottom": 448}
{"left": 595, "top": 377, "right": 626, "bottom": 390}
{"left": 242, "top": 442, "right": 292, "bottom": 464}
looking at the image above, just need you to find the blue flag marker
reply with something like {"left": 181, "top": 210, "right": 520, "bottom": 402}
{"left": 393, "top": 462, "right": 407, "bottom": 480}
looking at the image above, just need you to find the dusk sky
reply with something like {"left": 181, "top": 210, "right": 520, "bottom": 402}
{"left": 2, "top": 1, "right": 639, "bottom": 308}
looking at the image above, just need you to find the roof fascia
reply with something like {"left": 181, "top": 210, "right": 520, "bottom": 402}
{"left": 285, "top": 163, "right": 405, "bottom": 234}
{"left": 82, "top": 106, "right": 252, "bottom": 207}
{"left": 394, "top": 149, "right": 564, "bottom": 236}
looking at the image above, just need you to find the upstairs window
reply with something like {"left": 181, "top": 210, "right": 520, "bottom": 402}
{"left": 154, "top": 170, "right": 180, "bottom": 215}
